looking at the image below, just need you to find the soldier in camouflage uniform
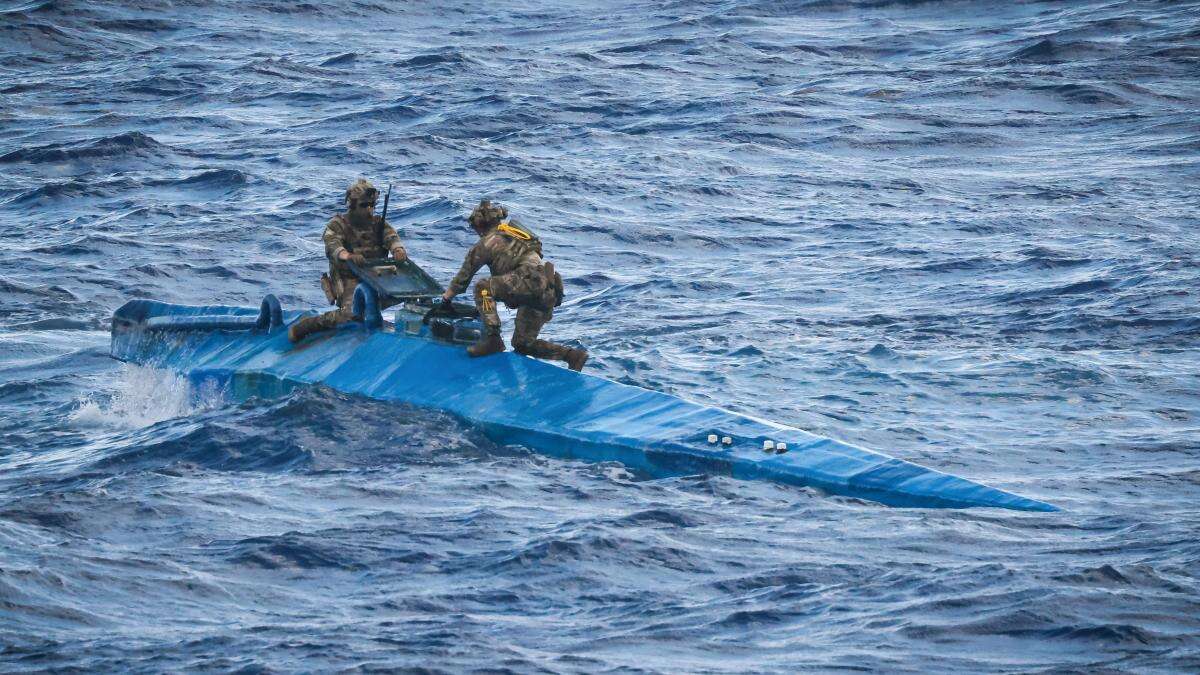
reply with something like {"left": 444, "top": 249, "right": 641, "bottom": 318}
{"left": 440, "top": 199, "right": 587, "bottom": 371}
{"left": 289, "top": 178, "right": 408, "bottom": 343}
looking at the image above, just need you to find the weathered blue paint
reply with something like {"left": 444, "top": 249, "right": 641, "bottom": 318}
{"left": 110, "top": 298, "right": 1057, "bottom": 512}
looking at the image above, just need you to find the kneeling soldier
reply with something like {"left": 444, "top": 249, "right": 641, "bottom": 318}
{"left": 440, "top": 199, "right": 587, "bottom": 371}
{"left": 289, "top": 178, "right": 408, "bottom": 343}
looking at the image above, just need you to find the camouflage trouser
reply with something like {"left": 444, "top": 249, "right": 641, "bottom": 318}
{"left": 310, "top": 278, "right": 399, "bottom": 332}
{"left": 474, "top": 265, "right": 572, "bottom": 361}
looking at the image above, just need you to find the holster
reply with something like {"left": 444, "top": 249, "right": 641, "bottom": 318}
{"left": 542, "top": 262, "right": 564, "bottom": 310}
{"left": 320, "top": 273, "right": 337, "bottom": 305}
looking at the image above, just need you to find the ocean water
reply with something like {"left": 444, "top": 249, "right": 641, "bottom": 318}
{"left": 2, "top": 0, "right": 1199, "bottom": 671}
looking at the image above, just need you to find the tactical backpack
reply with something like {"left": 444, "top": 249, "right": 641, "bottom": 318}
{"left": 497, "top": 219, "right": 563, "bottom": 308}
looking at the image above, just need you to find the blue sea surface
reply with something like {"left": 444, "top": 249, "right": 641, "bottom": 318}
{"left": 2, "top": 0, "right": 1199, "bottom": 671}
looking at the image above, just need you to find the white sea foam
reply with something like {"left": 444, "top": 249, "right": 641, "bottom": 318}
{"left": 72, "top": 364, "right": 224, "bottom": 429}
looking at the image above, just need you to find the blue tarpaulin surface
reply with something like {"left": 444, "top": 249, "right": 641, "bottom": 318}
{"left": 111, "top": 299, "right": 1057, "bottom": 512}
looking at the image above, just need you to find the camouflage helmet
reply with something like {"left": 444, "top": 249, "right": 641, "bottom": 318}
{"left": 467, "top": 199, "right": 507, "bottom": 230}
{"left": 344, "top": 178, "right": 379, "bottom": 206}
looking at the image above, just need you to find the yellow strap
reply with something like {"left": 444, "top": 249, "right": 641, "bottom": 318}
{"left": 497, "top": 222, "right": 532, "bottom": 241}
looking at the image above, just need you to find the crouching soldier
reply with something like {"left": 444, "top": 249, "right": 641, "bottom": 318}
{"left": 439, "top": 199, "right": 587, "bottom": 371}
{"left": 289, "top": 178, "right": 408, "bottom": 343}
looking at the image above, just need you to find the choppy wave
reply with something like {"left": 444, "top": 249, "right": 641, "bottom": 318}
{"left": 1, "top": 0, "right": 1198, "bottom": 671}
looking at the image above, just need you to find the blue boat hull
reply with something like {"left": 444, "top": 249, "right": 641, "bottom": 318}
{"left": 109, "top": 299, "right": 1056, "bottom": 512}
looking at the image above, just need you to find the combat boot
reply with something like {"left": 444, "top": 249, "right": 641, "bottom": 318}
{"left": 566, "top": 348, "right": 588, "bottom": 372}
{"left": 288, "top": 315, "right": 324, "bottom": 343}
{"left": 468, "top": 328, "right": 505, "bottom": 357}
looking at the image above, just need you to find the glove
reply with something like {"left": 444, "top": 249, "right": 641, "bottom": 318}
{"left": 423, "top": 296, "right": 455, "bottom": 324}
{"left": 391, "top": 246, "right": 407, "bottom": 262}
{"left": 346, "top": 252, "right": 366, "bottom": 266}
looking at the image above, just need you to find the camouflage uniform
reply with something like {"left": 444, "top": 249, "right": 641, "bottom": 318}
{"left": 448, "top": 215, "right": 576, "bottom": 363}
{"left": 289, "top": 180, "right": 407, "bottom": 342}
{"left": 308, "top": 212, "right": 406, "bottom": 332}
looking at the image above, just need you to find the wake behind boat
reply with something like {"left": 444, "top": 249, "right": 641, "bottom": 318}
{"left": 109, "top": 260, "right": 1056, "bottom": 512}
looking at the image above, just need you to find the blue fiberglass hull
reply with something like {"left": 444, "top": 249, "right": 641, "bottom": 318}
{"left": 109, "top": 299, "right": 1056, "bottom": 512}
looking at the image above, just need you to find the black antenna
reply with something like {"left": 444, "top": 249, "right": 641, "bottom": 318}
{"left": 378, "top": 182, "right": 392, "bottom": 245}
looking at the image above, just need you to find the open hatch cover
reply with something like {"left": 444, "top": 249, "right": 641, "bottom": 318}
{"left": 348, "top": 258, "right": 444, "bottom": 303}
